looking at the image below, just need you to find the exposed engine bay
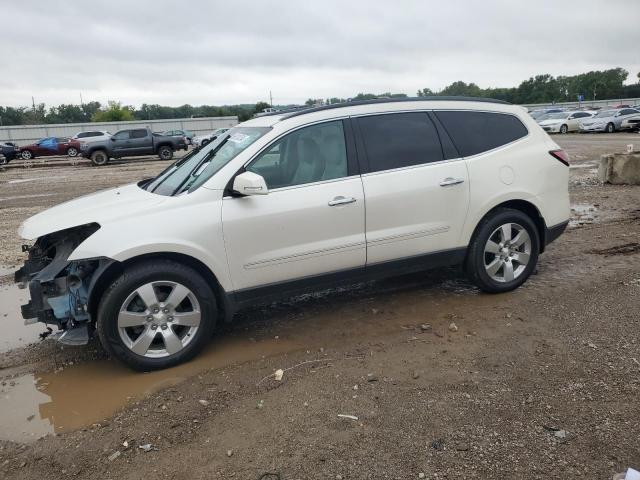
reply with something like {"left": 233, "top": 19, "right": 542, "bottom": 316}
{"left": 14, "top": 223, "right": 113, "bottom": 345}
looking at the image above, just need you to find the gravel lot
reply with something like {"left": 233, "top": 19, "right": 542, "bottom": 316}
{"left": 0, "top": 133, "right": 639, "bottom": 479}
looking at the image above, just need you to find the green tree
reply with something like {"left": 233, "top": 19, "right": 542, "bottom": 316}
{"left": 92, "top": 101, "right": 135, "bottom": 122}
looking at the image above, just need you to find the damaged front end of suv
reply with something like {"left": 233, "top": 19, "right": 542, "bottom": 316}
{"left": 14, "top": 223, "right": 113, "bottom": 345}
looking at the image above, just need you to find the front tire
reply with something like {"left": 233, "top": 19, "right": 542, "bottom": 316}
{"left": 90, "top": 150, "right": 109, "bottom": 166}
{"left": 200, "top": 139, "right": 210, "bottom": 147}
{"left": 97, "top": 260, "right": 217, "bottom": 371}
{"left": 465, "top": 208, "right": 540, "bottom": 293}
{"left": 67, "top": 147, "right": 78, "bottom": 157}
{"left": 158, "top": 145, "right": 173, "bottom": 160}
{"left": 606, "top": 123, "right": 615, "bottom": 133}
{"left": 21, "top": 150, "right": 33, "bottom": 160}
{"left": 559, "top": 124, "right": 568, "bottom": 134}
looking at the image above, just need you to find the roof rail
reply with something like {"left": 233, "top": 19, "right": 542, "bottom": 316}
{"left": 280, "top": 96, "right": 511, "bottom": 120}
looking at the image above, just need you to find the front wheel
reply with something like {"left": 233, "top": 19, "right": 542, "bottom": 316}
{"left": 559, "top": 124, "right": 568, "bottom": 134}
{"left": 97, "top": 260, "right": 217, "bottom": 371}
{"left": 67, "top": 147, "right": 78, "bottom": 157}
{"left": 606, "top": 123, "right": 615, "bottom": 133}
{"left": 90, "top": 150, "right": 109, "bottom": 166}
{"left": 21, "top": 150, "right": 33, "bottom": 160}
{"left": 465, "top": 208, "right": 540, "bottom": 293}
{"left": 158, "top": 145, "right": 173, "bottom": 160}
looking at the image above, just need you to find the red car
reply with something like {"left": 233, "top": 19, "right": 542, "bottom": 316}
{"left": 19, "top": 137, "right": 81, "bottom": 160}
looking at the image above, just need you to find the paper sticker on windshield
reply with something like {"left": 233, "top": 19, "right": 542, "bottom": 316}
{"left": 229, "top": 133, "right": 249, "bottom": 143}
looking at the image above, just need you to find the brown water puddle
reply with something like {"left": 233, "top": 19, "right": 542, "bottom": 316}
{"left": 0, "top": 335, "right": 299, "bottom": 443}
{"left": 0, "top": 283, "right": 48, "bottom": 353}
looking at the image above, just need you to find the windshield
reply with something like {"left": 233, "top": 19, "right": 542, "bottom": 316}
{"left": 143, "top": 126, "right": 270, "bottom": 196}
{"left": 594, "top": 110, "right": 615, "bottom": 118}
{"left": 544, "top": 112, "right": 569, "bottom": 120}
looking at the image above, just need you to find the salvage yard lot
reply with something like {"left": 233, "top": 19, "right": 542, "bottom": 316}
{"left": 1, "top": 133, "right": 639, "bottom": 479}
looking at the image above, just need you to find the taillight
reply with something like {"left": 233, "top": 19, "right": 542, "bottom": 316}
{"left": 549, "top": 149, "right": 569, "bottom": 166}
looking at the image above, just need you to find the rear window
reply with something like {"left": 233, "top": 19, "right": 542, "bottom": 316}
{"left": 434, "top": 111, "right": 528, "bottom": 157}
{"left": 356, "top": 112, "right": 443, "bottom": 173}
{"left": 130, "top": 129, "right": 148, "bottom": 139}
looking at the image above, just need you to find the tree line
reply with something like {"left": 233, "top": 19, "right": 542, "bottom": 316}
{"left": 1, "top": 68, "right": 638, "bottom": 127}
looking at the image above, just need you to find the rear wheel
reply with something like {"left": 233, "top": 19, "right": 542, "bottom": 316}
{"left": 559, "top": 124, "right": 568, "bottom": 134}
{"left": 606, "top": 122, "right": 615, "bottom": 133}
{"left": 20, "top": 150, "right": 33, "bottom": 160}
{"left": 97, "top": 260, "right": 217, "bottom": 371}
{"left": 90, "top": 150, "right": 109, "bottom": 166}
{"left": 465, "top": 208, "right": 540, "bottom": 293}
{"left": 200, "top": 139, "right": 210, "bottom": 147}
{"left": 158, "top": 145, "right": 173, "bottom": 160}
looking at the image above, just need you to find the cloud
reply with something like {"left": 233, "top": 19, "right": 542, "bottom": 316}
{"left": 0, "top": 0, "right": 638, "bottom": 107}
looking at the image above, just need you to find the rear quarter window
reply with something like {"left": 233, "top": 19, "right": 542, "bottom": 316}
{"left": 434, "top": 111, "right": 528, "bottom": 157}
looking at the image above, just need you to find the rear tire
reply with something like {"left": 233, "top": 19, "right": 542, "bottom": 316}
{"left": 158, "top": 145, "right": 173, "bottom": 160}
{"left": 465, "top": 208, "right": 540, "bottom": 293}
{"left": 606, "top": 123, "right": 615, "bottom": 133}
{"left": 200, "top": 139, "right": 210, "bottom": 147}
{"left": 96, "top": 260, "right": 217, "bottom": 371}
{"left": 90, "top": 150, "right": 109, "bottom": 166}
{"left": 21, "top": 150, "right": 33, "bottom": 160}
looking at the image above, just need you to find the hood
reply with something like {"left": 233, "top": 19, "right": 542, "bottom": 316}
{"left": 19, "top": 183, "right": 167, "bottom": 240}
{"left": 538, "top": 119, "right": 565, "bottom": 126}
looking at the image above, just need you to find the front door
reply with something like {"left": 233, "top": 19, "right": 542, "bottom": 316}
{"left": 111, "top": 130, "right": 132, "bottom": 156}
{"left": 354, "top": 112, "right": 470, "bottom": 265}
{"left": 222, "top": 119, "right": 365, "bottom": 293}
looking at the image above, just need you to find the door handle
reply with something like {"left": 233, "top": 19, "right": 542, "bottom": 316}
{"left": 439, "top": 177, "right": 465, "bottom": 187}
{"left": 328, "top": 196, "right": 356, "bottom": 206}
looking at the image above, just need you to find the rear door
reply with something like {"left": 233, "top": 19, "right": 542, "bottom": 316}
{"left": 128, "top": 129, "right": 153, "bottom": 155}
{"left": 354, "top": 112, "right": 469, "bottom": 266}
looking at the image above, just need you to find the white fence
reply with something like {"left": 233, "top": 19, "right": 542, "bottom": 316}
{"left": 0, "top": 116, "right": 239, "bottom": 145}
{"left": 522, "top": 97, "right": 640, "bottom": 110}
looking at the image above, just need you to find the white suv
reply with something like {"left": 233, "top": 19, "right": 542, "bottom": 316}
{"left": 16, "top": 98, "right": 570, "bottom": 370}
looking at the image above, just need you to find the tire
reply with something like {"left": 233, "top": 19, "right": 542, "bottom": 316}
{"left": 96, "top": 259, "right": 218, "bottom": 371}
{"left": 20, "top": 150, "right": 33, "bottom": 160}
{"left": 200, "top": 139, "right": 210, "bottom": 147}
{"left": 465, "top": 208, "right": 540, "bottom": 293}
{"left": 90, "top": 150, "right": 109, "bottom": 166}
{"left": 606, "top": 123, "right": 615, "bottom": 133}
{"left": 67, "top": 147, "right": 78, "bottom": 157}
{"left": 0, "top": 156, "right": 7, "bottom": 166}
{"left": 158, "top": 145, "right": 173, "bottom": 160}
{"left": 559, "top": 124, "right": 568, "bottom": 134}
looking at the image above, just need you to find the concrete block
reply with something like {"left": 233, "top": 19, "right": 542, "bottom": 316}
{"left": 598, "top": 153, "right": 640, "bottom": 185}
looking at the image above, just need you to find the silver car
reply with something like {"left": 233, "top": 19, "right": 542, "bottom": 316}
{"left": 579, "top": 108, "right": 640, "bottom": 133}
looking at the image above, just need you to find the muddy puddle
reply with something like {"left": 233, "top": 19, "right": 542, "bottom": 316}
{"left": 0, "top": 283, "right": 48, "bottom": 353}
{"left": 570, "top": 203, "right": 599, "bottom": 227}
{"left": 0, "top": 270, "right": 489, "bottom": 444}
{"left": 0, "top": 335, "right": 300, "bottom": 443}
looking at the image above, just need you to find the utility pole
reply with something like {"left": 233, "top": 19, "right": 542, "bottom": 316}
{"left": 80, "top": 92, "right": 84, "bottom": 106}
{"left": 32, "top": 96, "right": 36, "bottom": 112}
{"left": 269, "top": 90, "right": 273, "bottom": 107}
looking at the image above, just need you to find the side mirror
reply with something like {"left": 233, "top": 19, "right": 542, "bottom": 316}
{"left": 110, "top": 137, "right": 116, "bottom": 141}
{"left": 233, "top": 171, "right": 269, "bottom": 196}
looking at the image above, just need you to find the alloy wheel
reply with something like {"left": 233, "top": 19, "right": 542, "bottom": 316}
{"left": 117, "top": 281, "right": 201, "bottom": 358}
{"left": 483, "top": 223, "right": 532, "bottom": 283}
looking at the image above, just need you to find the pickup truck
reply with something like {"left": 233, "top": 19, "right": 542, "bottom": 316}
{"left": 80, "top": 127, "right": 187, "bottom": 166}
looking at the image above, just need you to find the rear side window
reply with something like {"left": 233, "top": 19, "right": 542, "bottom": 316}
{"left": 130, "top": 129, "right": 148, "bottom": 139}
{"left": 356, "top": 112, "right": 443, "bottom": 173}
{"left": 434, "top": 111, "right": 528, "bottom": 157}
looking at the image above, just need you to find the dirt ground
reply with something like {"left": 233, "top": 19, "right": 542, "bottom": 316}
{"left": 1, "top": 134, "right": 640, "bottom": 479}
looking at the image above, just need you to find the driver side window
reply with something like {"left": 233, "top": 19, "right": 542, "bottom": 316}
{"left": 247, "top": 120, "right": 348, "bottom": 189}
{"left": 112, "top": 131, "right": 130, "bottom": 140}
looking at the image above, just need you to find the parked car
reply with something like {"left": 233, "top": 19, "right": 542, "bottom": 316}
{"left": 528, "top": 108, "right": 564, "bottom": 120}
{"left": 537, "top": 111, "right": 594, "bottom": 134}
{"left": 162, "top": 130, "right": 193, "bottom": 144}
{"left": 72, "top": 131, "right": 111, "bottom": 144}
{"left": 19, "top": 137, "right": 81, "bottom": 160}
{"left": 0, "top": 141, "right": 19, "bottom": 164}
{"left": 621, "top": 115, "right": 640, "bottom": 131}
{"left": 191, "top": 128, "right": 229, "bottom": 148}
{"left": 579, "top": 108, "right": 640, "bottom": 133}
{"left": 15, "top": 97, "right": 570, "bottom": 370}
{"left": 80, "top": 127, "right": 188, "bottom": 166}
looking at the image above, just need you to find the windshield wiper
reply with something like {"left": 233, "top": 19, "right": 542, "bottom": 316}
{"left": 171, "top": 135, "right": 230, "bottom": 196}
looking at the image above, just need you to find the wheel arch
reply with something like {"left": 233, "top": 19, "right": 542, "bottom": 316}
{"left": 87, "top": 252, "right": 232, "bottom": 326}
{"left": 466, "top": 199, "right": 547, "bottom": 255}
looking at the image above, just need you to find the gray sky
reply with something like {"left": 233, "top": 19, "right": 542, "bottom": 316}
{"left": 1, "top": 0, "right": 639, "bottom": 108}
